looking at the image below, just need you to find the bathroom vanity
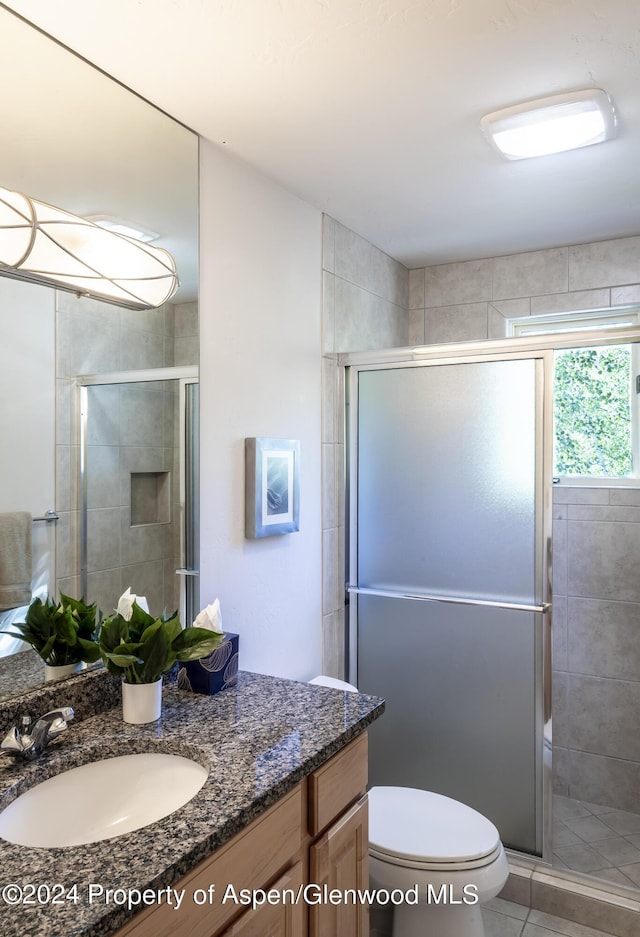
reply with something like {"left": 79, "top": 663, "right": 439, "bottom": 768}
{"left": 0, "top": 671, "right": 384, "bottom": 937}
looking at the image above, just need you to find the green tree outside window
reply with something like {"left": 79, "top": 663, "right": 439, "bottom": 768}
{"left": 554, "top": 345, "right": 632, "bottom": 477}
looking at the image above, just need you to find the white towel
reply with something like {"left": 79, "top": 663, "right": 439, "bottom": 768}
{"left": 0, "top": 512, "right": 32, "bottom": 610}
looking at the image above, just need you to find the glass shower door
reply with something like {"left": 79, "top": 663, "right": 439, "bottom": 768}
{"left": 349, "top": 354, "right": 551, "bottom": 856}
{"left": 79, "top": 367, "right": 199, "bottom": 627}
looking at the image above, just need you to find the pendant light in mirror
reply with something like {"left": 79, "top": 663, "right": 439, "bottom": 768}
{"left": 0, "top": 186, "right": 178, "bottom": 309}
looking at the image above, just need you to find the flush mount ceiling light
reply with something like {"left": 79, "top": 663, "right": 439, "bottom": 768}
{"left": 481, "top": 89, "right": 617, "bottom": 160}
{"left": 0, "top": 186, "right": 178, "bottom": 309}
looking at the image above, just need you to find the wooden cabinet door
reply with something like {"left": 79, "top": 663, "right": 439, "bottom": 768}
{"left": 309, "top": 795, "right": 369, "bottom": 937}
{"left": 110, "top": 786, "right": 304, "bottom": 937}
{"left": 221, "top": 861, "right": 305, "bottom": 937}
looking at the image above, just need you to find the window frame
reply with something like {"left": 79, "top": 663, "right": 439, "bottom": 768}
{"left": 509, "top": 306, "right": 640, "bottom": 487}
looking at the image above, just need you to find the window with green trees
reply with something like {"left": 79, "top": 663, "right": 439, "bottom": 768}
{"left": 553, "top": 345, "right": 633, "bottom": 477}
{"left": 510, "top": 309, "right": 640, "bottom": 481}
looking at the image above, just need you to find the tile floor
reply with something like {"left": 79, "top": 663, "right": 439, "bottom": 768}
{"left": 553, "top": 794, "right": 640, "bottom": 889}
{"left": 370, "top": 795, "right": 640, "bottom": 937}
{"left": 483, "top": 897, "right": 619, "bottom": 937}
{"left": 371, "top": 898, "right": 620, "bottom": 937}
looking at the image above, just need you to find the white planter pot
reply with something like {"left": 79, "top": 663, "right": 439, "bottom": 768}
{"left": 122, "top": 678, "right": 163, "bottom": 724}
{"left": 44, "top": 662, "right": 84, "bottom": 682}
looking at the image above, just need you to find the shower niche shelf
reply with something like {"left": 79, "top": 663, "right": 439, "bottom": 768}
{"left": 130, "top": 471, "right": 171, "bottom": 526}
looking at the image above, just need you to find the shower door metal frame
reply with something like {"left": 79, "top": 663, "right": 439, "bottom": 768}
{"left": 344, "top": 344, "right": 554, "bottom": 862}
{"left": 178, "top": 377, "right": 200, "bottom": 627}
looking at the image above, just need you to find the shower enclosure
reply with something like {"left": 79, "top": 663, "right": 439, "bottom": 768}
{"left": 79, "top": 366, "right": 199, "bottom": 626}
{"left": 345, "top": 327, "right": 640, "bottom": 894}
{"left": 347, "top": 347, "right": 554, "bottom": 860}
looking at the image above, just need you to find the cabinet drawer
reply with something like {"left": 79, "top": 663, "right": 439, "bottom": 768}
{"left": 308, "top": 733, "right": 368, "bottom": 837}
{"left": 220, "top": 860, "right": 305, "bottom": 936}
{"left": 114, "top": 783, "right": 303, "bottom": 937}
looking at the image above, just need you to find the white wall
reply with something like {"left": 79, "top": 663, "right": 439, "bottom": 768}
{"left": 0, "top": 278, "right": 55, "bottom": 515}
{"left": 0, "top": 278, "right": 56, "bottom": 609}
{"left": 199, "top": 140, "right": 323, "bottom": 679}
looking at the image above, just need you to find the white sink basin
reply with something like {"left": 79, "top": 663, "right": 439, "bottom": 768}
{"left": 0, "top": 752, "right": 208, "bottom": 848}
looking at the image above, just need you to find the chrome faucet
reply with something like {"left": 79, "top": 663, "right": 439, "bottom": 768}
{"left": 1, "top": 707, "right": 74, "bottom": 761}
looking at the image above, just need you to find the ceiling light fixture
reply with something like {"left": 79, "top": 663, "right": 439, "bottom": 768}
{"left": 481, "top": 89, "right": 617, "bottom": 160}
{"left": 0, "top": 186, "right": 178, "bottom": 309}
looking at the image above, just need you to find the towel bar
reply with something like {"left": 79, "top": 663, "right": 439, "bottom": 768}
{"left": 33, "top": 510, "right": 59, "bottom": 523}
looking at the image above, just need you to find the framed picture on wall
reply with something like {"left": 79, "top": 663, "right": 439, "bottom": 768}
{"left": 245, "top": 437, "right": 300, "bottom": 538}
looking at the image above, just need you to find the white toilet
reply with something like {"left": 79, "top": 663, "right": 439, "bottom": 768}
{"left": 309, "top": 676, "right": 509, "bottom": 937}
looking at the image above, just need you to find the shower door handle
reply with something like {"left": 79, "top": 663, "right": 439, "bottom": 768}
{"left": 347, "top": 584, "right": 549, "bottom": 615}
{"left": 175, "top": 568, "right": 199, "bottom": 577}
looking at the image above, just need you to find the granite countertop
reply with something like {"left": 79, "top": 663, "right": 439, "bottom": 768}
{"left": 0, "top": 671, "right": 384, "bottom": 937}
{"left": 0, "top": 648, "right": 103, "bottom": 708}
{"left": 0, "top": 648, "right": 54, "bottom": 700}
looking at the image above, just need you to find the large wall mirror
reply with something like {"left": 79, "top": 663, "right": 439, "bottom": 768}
{"left": 0, "top": 7, "right": 199, "bottom": 700}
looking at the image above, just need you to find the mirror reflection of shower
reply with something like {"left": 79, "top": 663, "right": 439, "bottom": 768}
{"left": 79, "top": 367, "right": 199, "bottom": 626}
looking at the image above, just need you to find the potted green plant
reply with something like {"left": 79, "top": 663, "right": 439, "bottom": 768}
{"left": 0, "top": 593, "right": 101, "bottom": 680}
{"left": 99, "top": 588, "right": 224, "bottom": 723}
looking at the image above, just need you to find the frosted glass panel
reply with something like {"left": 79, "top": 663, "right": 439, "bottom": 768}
{"left": 353, "top": 356, "right": 545, "bottom": 856}
{"left": 357, "top": 360, "right": 537, "bottom": 603}
{"left": 357, "top": 595, "right": 538, "bottom": 854}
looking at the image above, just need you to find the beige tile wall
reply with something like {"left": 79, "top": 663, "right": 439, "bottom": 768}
{"left": 552, "top": 486, "right": 640, "bottom": 812}
{"left": 173, "top": 300, "right": 199, "bottom": 367}
{"left": 328, "top": 229, "right": 640, "bottom": 807}
{"left": 321, "top": 216, "right": 409, "bottom": 676}
{"left": 408, "top": 235, "right": 640, "bottom": 813}
{"left": 408, "top": 234, "right": 640, "bottom": 343}
{"left": 83, "top": 381, "right": 180, "bottom": 618}
{"left": 55, "top": 293, "right": 196, "bottom": 617}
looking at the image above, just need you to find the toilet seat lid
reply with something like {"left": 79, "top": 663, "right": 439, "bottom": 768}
{"left": 368, "top": 786, "right": 501, "bottom": 866}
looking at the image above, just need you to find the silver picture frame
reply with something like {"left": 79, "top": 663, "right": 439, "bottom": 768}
{"left": 245, "top": 437, "right": 300, "bottom": 538}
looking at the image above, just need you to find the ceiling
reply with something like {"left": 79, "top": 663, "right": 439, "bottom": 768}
{"left": 5, "top": 0, "right": 640, "bottom": 269}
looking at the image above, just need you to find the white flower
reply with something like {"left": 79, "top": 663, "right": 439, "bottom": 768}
{"left": 117, "top": 587, "right": 149, "bottom": 621}
{"left": 194, "top": 598, "right": 223, "bottom": 634}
